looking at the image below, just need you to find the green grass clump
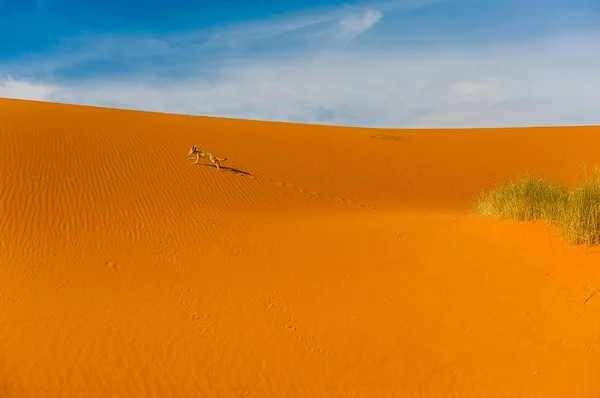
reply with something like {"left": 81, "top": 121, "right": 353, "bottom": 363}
{"left": 477, "top": 168, "right": 600, "bottom": 246}
{"left": 560, "top": 172, "right": 600, "bottom": 245}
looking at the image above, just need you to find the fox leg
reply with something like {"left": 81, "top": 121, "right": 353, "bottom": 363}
{"left": 212, "top": 157, "right": 220, "bottom": 170}
{"left": 194, "top": 154, "right": 200, "bottom": 164}
{"left": 208, "top": 155, "right": 220, "bottom": 170}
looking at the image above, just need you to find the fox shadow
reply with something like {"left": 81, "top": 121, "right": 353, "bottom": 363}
{"left": 196, "top": 163, "right": 254, "bottom": 177}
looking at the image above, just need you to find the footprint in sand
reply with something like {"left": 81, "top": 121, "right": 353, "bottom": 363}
{"left": 105, "top": 260, "right": 119, "bottom": 271}
{"left": 271, "top": 179, "right": 375, "bottom": 210}
{"left": 370, "top": 133, "right": 405, "bottom": 141}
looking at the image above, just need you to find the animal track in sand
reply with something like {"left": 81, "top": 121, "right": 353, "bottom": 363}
{"left": 172, "top": 287, "right": 216, "bottom": 339}
{"left": 255, "top": 297, "right": 328, "bottom": 355}
{"left": 271, "top": 178, "right": 375, "bottom": 210}
{"left": 369, "top": 133, "right": 405, "bottom": 141}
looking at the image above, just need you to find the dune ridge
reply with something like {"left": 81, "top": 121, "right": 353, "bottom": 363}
{"left": 2, "top": 98, "right": 600, "bottom": 397}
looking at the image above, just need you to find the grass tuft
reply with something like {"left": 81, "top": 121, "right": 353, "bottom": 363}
{"left": 477, "top": 167, "right": 600, "bottom": 246}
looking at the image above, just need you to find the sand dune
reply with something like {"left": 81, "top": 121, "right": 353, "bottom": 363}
{"left": 2, "top": 97, "right": 600, "bottom": 397}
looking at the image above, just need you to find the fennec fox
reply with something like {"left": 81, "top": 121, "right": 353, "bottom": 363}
{"left": 187, "top": 145, "right": 227, "bottom": 170}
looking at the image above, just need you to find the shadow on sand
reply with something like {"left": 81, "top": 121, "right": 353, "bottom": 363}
{"left": 196, "top": 163, "right": 254, "bottom": 177}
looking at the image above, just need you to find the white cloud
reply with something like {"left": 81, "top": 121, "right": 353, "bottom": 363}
{"left": 0, "top": 75, "right": 55, "bottom": 100}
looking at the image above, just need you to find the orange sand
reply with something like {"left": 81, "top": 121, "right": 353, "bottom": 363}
{"left": 2, "top": 98, "right": 600, "bottom": 397}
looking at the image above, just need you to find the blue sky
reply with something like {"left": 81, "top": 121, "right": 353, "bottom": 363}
{"left": 1, "top": 0, "right": 600, "bottom": 128}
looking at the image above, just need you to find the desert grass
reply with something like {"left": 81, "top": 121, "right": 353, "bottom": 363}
{"left": 477, "top": 166, "right": 600, "bottom": 246}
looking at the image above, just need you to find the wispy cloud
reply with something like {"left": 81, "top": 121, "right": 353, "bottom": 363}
{"left": 1, "top": 0, "right": 600, "bottom": 128}
{"left": 1, "top": 0, "right": 434, "bottom": 76}
{"left": 335, "top": 9, "right": 383, "bottom": 43}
